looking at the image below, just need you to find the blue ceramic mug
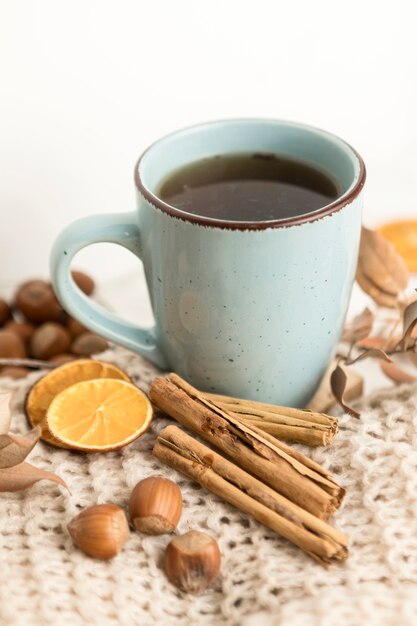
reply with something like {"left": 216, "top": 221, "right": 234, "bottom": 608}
{"left": 50, "top": 120, "right": 365, "bottom": 406}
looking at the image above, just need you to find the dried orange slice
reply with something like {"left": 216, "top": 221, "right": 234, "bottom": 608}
{"left": 46, "top": 378, "right": 153, "bottom": 451}
{"left": 25, "top": 359, "right": 131, "bottom": 448}
{"left": 379, "top": 220, "right": 417, "bottom": 272}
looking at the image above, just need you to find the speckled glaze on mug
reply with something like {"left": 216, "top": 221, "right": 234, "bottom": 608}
{"left": 50, "top": 120, "right": 365, "bottom": 406}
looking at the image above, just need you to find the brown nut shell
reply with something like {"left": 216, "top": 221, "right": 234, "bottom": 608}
{"left": 0, "top": 299, "right": 11, "bottom": 326}
{"left": 129, "top": 476, "right": 182, "bottom": 535}
{"left": 164, "top": 530, "right": 221, "bottom": 594}
{"left": 4, "top": 320, "right": 36, "bottom": 344}
{"left": 67, "top": 317, "right": 87, "bottom": 337}
{"left": 71, "top": 332, "right": 108, "bottom": 356}
{"left": 67, "top": 504, "right": 129, "bottom": 560}
{"left": 15, "top": 280, "right": 64, "bottom": 323}
{"left": 30, "top": 323, "right": 71, "bottom": 360}
{"left": 72, "top": 270, "right": 95, "bottom": 296}
{"left": 0, "top": 330, "right": 27, "bottom": 358}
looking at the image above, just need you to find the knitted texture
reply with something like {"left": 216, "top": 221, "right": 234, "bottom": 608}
{"left": 1, "top": 348, "right": 416, "bottom": 626}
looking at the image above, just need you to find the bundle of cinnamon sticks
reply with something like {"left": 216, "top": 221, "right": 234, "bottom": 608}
{"left": 206, "top": 391, "right": 338, "bottom": 446}
{"left": 150, "top": 374, "right": 348, "bottom": 566}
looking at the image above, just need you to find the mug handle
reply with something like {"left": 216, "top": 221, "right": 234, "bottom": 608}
{"left": 50, "top": 211, "right": 168, "bottom": 369}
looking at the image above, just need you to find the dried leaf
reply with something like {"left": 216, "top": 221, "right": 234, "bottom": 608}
{"left": 308, "top": 359, "right": 364, "bottom": 413}
{"left": 357, "top": 335, "right": 401, "bottom": 352}
{"left": 380, "top": 360, "right": 417, "bottom": 385}
{"left": 357, "top": 227, "right": 409, "bottom": 296}
{"left": 0, "top": 425, "right": 41, "bottom": 469}
{"left": 345, "top": 348, "right": 392, "bottom": 366}
{"left": 398, "top": 293, "right": 417, "bottom": 313}
{"left": 330, "top": 364, "right": 360, "bottom": 418}
{"left": 356, "top": 267, "right": 399, "bottom": 308}
{"left": 356, "top": 336, "right": 386, "bottom": 350}
{"left": 0, "top": 392, "right": 12, "bottom": 435}
{"left": 0, "top": 461, "right": 69, "bottom": 493}
{"left": 408, "top": 351, "right": 417, "bottom": 370}
{"left": 342, "top": 307, "right": 374, "bottom": 344}
{"left": 399, "top": 298, "right": 417, "bottom": 350}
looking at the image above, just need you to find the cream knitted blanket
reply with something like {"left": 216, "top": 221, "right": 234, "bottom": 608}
{"left": 1, "top": 348, "right": 416, "bottom": 626}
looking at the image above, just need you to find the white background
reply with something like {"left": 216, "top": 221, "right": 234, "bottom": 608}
{"left": 1, "top": 0, "right": 416, "bottom": 300}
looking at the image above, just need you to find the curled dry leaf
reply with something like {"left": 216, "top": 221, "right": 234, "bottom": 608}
{"left": 359, "top": 227, "right": 410, "bottom": 294}
{"left": 356, "top": 227, "right": 409, "bottom": 308}
{"left": 356, "top": 336, "right": 386, "bottom": 350}
{"left": 0, "top": 461, "right": 69, "bottom": 493}
{"left": 345, "top": 348, "right": 392, "bottom": 366}
{"left": 356, "top": 335, "right": 401, "bottom": 352}
{"left": 356, "top": 267, "right": 399, "bottom": 308}
{"left": 308, "top": 359, "right": 363, "bottom": 413}
{"left": 398, "top": 298, "right": 417, "bottom": 351}
{"left": 0, "top": 425, "right": 42, "bottom": 469}
{"left": 0, "top": 392, "right": 68, "bottom": 492}
{"left": 0, "top": 392, "right": 12, "bottom": 435}
{"left": 342, "top": 307, "right": 374, "bottom": 344}
{"left": 380, "top": 360, "right": 417, "bottom": 385}
{"left": 398, "top": 292, "right": 417, "bottom": 313}
{"left": 330, "top": 364, "right": 360, "bottom": 418}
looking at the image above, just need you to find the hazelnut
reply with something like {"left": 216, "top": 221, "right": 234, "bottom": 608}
{"left": 164, "top": 530, "right": 221, "bottom": 594}
{"left": 67, "top": 317, "right": 87, "bottom": 337}
{"left": 0, "top": 330, "right": 27, "bottom": 358}
{"left": 4, "top": 320, "right": 36, "bottom": 344}
{"left": 71, "top": 332, "right": 108, "bottom": 356}
{"left": 30, "top": 323, "right": 71, "bottom": 360}
{"left": 14, "top": 280, "right": 64, "bottom": 323}
{"left": 48, "top": 353, "right": 77, "bottom": 365}
{"left": 0, "top": 366, "right": 29, "bottom": 380}
{"left": 72, "top": 270, "right": 95, "bottom": 296}
{"left": 0, "top": 299, "right": 11, "bottom": 326}
{"left": 129, "top": 476, "right": 182, "bottom": 535}
{"left": 68, "top": 504, "right": 129, "bottom": 560}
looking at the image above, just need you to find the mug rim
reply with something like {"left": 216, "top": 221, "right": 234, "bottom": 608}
{"left": 134, "top": 118, "right": 366, "bottom": 230}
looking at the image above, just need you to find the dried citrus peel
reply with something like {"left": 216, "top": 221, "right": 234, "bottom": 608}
{"left": 25, "top": 359, "right": 131, "bottom": 448}
{"left": 46, "top": 378, "right": 153, "bottom": 452}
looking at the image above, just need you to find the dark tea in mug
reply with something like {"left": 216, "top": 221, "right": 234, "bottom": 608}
{"left": 158, "top": 152, "right": 342, "bottom": 222}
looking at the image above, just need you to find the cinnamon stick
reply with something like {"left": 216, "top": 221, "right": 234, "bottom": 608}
{"left": 153, "top": 425, "right": 348, "bottom": 565}
{"left": 205, "top": 392, "right": 338, "bottom": 446}
{"left": 0, "top": 358, "right": 55, "bottom": 370}
{"left": 149, "top": 374, "right": 345, "bottom": 519}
